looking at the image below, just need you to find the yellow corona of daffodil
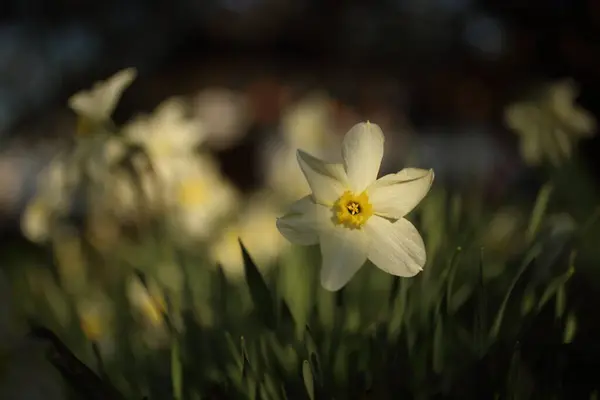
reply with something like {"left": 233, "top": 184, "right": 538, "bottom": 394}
{"left": 277, "top": 122, "right": 434, "bottom": 291}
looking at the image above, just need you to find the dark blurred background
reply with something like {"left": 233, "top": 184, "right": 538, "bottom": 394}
{"left": 0, "top": 1, "right": 596, "bottom": 224}
{"left": 0, "top": 0, "right": 599, "bottom": 222}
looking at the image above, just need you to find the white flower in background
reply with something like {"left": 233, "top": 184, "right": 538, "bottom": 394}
{"left": 209, "top": 192, "right": 288, "bottom": 280}
{"left": 123, "top": 97, "right": 205, "bottom": 165}
{"left": 0, "top": 271, "right": 66, "bottom": 400}
{"left": 193, "top": 88, "right": 250, "bottom": 150}
{"left": 263, "top": 93, "right": 342, "bottom": 202}
{"left": 68, "top": 68, "right": 137, "bottom": 134}
{"left": 277, "top": 122, "right": 434, "bottom": 291}
{"left": 505, "top": 79, "right": 596, "bottom": 166}
{"left": 21, "top": 157, "right": 76, "bottom": 243}
{"left": 167, "top": 155, "right": 238, "bottom": 242}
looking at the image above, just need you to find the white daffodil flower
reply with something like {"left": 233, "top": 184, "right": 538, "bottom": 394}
{"left": 505, "top": 79, "right": 596, "bottom": 166}
{"left": 123, "top": 97, "right": 205, "bottom": 162}
{"left": 167, "top": 155, "right": 239, "bottom": 242}
{"left": 68, "top": 68, "right": 137, "bottom": 134}
{"left": 193, "top": 88, "right": 250, "bottom": 150}
{"left": 276, "top": 122, "right": 434, "bottom": 291}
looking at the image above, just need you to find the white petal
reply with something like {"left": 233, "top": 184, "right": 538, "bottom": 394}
{"left": 296, "top": 150, "right": 348, "bottom": 206}
{"left": 367, "top": 168, "right": 434, "bottom": 219}
{"left": 342, "top": 122, "right": 384, "bottom": 193}
{"left": 68, "top": 68, "right": 137, "bottom": 122}
{"left": 319, "top": 226, "right": 368, "bottom": 291}
{"left": 364, "top": 216, "right": 426, "bottom": 277}
{"left": 276, "top": 196, "right": 319, "bottom": 245}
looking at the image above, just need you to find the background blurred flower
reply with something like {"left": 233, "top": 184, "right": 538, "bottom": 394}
{"left": 68, "top": 67, "right": 137, "bottom": 134}
{"left": 505, "top": 79, "right": 596, "bottom": 166}
{"left": 192, "top": 88, "right": 250, "bottom": 150}
{"left": 167, "top": 154, "right": 239, "bottom": 242}
{"left": 20, "top": 157, "right": 76, "bottom": 243}
{"left": 209, "top": 191, "right": 287, "bottom": 280}
{"left": 123, "top": 96, "right": 205, "bottom": 166}
{"left": 261, "top": 93, "right": 342, "bottom": 203}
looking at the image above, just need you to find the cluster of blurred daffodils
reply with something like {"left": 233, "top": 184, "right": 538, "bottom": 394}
{"left": 505, "top": 79, "right": 596, "bottom": 167}
{"left": 21, "top": 68, "right": 241, "bottom": 248}
{"left": 16, "top": 67, "right": 441, "bottom": 368}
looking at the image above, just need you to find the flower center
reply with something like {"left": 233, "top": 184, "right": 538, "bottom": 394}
{"left": 333, "top": 190, "right": 373, "bottom": 229}
{"left": 177, "top": 179, "right": 207, "bottom": 206}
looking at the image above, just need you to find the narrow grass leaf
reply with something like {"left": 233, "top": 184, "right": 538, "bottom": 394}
{"left": 241, "top": 241, "right": 276, "bottom": 329}
{"left": 171, "top": 337, "right": 183, "bottom": 400}
{"left": 563, "top": 312, "right": 577, "bottom": 344}
{"left": 526, "top": 183, "right": 553, "bottom": 243}
{"left": 303, "top": 360, "right": 315, "bottom": 400}
{"left": 489, "top": 244, "right": 541, "bottom": 340}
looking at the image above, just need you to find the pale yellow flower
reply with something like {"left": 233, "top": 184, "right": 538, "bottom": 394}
{"left": 505, "top": 79, "right": 596, "bottom": 166}
{"left": 263, "top": 93, "right": 342, "bottom": 202}
{"left": 193, "top": 88, "right": 250, "bottom": 150}
{"left": 277, "top": 122, "right": 434, "bottom": 291}
{"left": 21, "top": 158, "right": 75, "bottom": 243}
{"left": 167, "top": 155, "right": 239, "bottom": 241}
{"left": 210, "top": 193, "right": 288, "bottom": 280}
{"left": 123, "top": 97, "right": 205, "bottom": 162}
{"left": 68, "top": 68, "right": 137, "bottom": 134}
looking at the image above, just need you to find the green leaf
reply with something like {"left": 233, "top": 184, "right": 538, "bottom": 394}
{"left": 241, "top": 336, "right": 251, "bottom": 379}
{"left": 475, "top": 248, "right": 488, "bottom": 355}
{"left": 261, "top": 374, "right": 281, "bottom": 400}
{"left": 387, "top": 278, "right": 408, "bottom": 341}
{"left": 520, "top": 289, "right": 536, "bottom": 316}
{"left": 555, "top": 285, "right": 566, "bottom": 321}
{"left": 302, "top": 360, "right": 315, "bottom": 400}
{"left": 225, "top": 332, "right": 242, "bottom": 369}
{"left": 537, "top": 263, "right": 574, "bottom": 313}
{"left": 317, "top": 289, "right": 336, "bottom": 331}
{"left": 450, "top": 284, "right": 472, "bottom": 313}
{"left": 241, "top": 241, "right": 276, "bottom": 330}
{"left": 171, "top": 337, "right": 182, "bottom": 400}
{"left": 526, "top": 183, "right": 553, "bottom": 243}
{"left": 445, "top": 247, "right": 463, "bottom": 315}
{"left": 563, "top": 312, "right": 577, "bottom": 344}
{"left": 489, "top": 244, "right": 542, "bottom": 340}
{"left": 450, "top": 193, "right": 462, "bottom": 231}
{"left": 279, "top": 249, "right": 313, "bottom": 338}
{"left": 432, "top": 317, "right": 444, "bottom": 374}
{"left": 304, "top": 327, "right": 322, "bottom": 385}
